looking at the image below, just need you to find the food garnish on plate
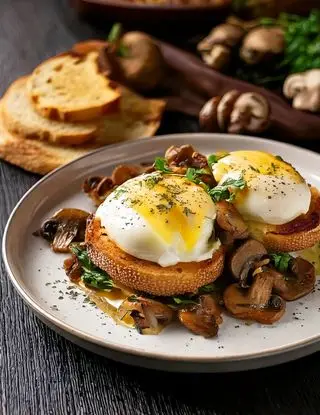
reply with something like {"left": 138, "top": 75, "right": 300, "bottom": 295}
{"left": 34, "top": 144, "right": 319, "bottom": 337}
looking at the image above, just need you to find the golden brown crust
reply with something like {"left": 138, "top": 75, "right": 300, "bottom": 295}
{"left": 85, "top": 217, "right": 225, "bottom": 296}
{"left": 247, "top": 186, "right": 320, "bottom": 252}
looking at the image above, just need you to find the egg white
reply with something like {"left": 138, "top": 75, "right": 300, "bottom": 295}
{"left": 96, "top": 173, "right": 220, "bottom": 267}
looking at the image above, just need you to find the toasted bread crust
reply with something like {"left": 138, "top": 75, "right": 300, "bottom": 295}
{"left": 27, "top": 52, "right": 121, "bottom": 122}
{"left": 247, "top": 187, "right": 320, "bottom": 252}
{"left": 2, "top": 77, "right": 98, "bottom": 145}
{"left": 85, "top": 217, "right": 225, "bottom": 296}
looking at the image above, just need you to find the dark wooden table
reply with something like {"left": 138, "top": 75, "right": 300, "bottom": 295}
{"left": 1, "top": 1, "right": 320, "bottom": 414}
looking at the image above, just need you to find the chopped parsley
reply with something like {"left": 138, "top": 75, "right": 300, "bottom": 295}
{"left": 113, "top": 187, "right": 127, "bottom": 200}
{"left": 70, "top": 244, "right": 114, "bottom": 290}
{"left": 270, "top": 252, "right": 293, "bottom": 273}
{"left": 209, "top": 176, "right": 246, "bottom": 202}
{"left": 185, "top": 167, "right": 210, "bottom": 190}
{"left": 275, "top": 155, "right": 284, "bottom": 162}
{"left": 154, "top": 157, "right": 171, "bottom": 173}
{"left": 183, "top": 207, "right": 195, "bottom": 216}
{"left": 207, "top": 152, "right": 229, "bottom": 169}
{"left": 144, "top": 173, "right": 163, "bottom": 189}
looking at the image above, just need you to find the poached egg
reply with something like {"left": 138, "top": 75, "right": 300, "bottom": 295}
{"left": 96, "top": 172, "right": 220, "bottom": 267}
{"left": 211, "top": 150, "right": 311, "bottom": 225}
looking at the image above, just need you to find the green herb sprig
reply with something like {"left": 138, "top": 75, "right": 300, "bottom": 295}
{"left": 208, "top": 176, "right": 246, "bottom": 202}
{"left": 70, "top": 245, "right": 114, "bottom": 290}
{"left": 185, "top": 167, "right": 210, "bottom": 190}
{"left": 261, "top": 10, "right": 320, "bottom": 74}
{"left": 154, "top": 157, "right": 172, "bottom": 173}
{"left": 270, "top": 252, "right": 293, "bottom": 273}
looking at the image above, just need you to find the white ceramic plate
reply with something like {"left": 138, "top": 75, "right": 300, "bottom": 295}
{"left": 3, "top": 133, "right": 320, "bottom": 372}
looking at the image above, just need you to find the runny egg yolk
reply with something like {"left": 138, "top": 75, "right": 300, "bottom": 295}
{"left": 96, "top": 173, "right": 219, "bottom": 267}
{"left": 212, "top": 151, "right": 311, "bottom": 225}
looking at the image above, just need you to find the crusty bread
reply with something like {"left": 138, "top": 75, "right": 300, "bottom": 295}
{"left": 247, "top": 186, "right": 320, "bottom": 252}
{"left": 0, "top": 86, "right": 164, "bottom": 174}
{"left": 85, "top": 217, "right": 225, "bottom": 296}
{"left": 27, "top": 51, "right": 120, "bottom": 122}
{"left": 0, "top": 112, "right": 91, "bottom": 174}
{"left": 2, "top": 77, "right": 98, "bottom": 145}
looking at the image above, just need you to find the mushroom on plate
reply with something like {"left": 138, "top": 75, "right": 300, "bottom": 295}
{"left": 197, "top": 24, "right": 245, "bottom": 71}
{"left": 215, "top": 201, "right": 249, "bottom": 242}
{"left": 118, "top": 297, "right": 174, "bottom": 334}
{"left": 283, "top": 69, "right": 320, "bottom": 113}
{"left": 240, "top": 26, "right": 285, "bottom": 65}
{"left": 224, "top": 275, "right": 286, "bottom": 324}
{"left": 199, "top": 90, "right": 271, "bottom": 135}
{"left": 178, "top": 294, "right": 223, "bottom": 338}
{"left": 269, "top": 257, "right": 315, "bottom": 301}
{"left": 33, "top": 208, "right": 90, "bottom": 253}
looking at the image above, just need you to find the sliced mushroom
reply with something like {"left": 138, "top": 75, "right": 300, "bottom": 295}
{"left": 197, "top": 24, "right": 245, "bottom": 71}
{"left": 33, "top": 209, "right": 90, "bottom": 253}
{"left": 165, "top": 144, "right": 195, "bottom": 166}
{"left": 272, "top": 257, "right": 315, "bottom": 301}
{"left": 216, "top": 201, "right": 249, "bottom": 240}
{"left": 283, "top": 69, "right": 320, "bottom": 113}
{"left": 229, "top": 239, "right": 267, "bottom": 282}
{"left": 178, "top": 294, "right": 222, "bottom": 338}
{"left": 118, "top": 32, "right": 165, "bottom": 92}
{"left": 224, "top": 275, "right": 286, "bottom": 324}
{"left": 111, "top": 164, "right": 144, "bottom": 186}
{"left": 118, "top": 297, "right": 174, "bottom": 334}
{"left": 228, "top": 92, "right": 271, "bottom": 134}
{"left": 63, "top": 254, "right": 82, "bottom": 282}
{"left": 199, "top": 90, "right": 270, "bottom": 135}
{"left": 199, "top": 96, "right": 221, "bottom": 132}
{"left": 240, "top": 26, "right": 285, "bottom": 65}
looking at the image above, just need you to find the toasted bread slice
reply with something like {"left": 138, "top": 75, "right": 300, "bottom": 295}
{"left": 0, "top": 88, "right": 164, "bottom": 174}
{"left": 247, "top": 186, "right": 320, "bottom": 252}
{"left": 27, "top": 51, "right": 120, "bottom": 122}
{"left": 2, "top": 77, "right": 98, "bottom": 145}
{"left": 85, "top": 217, "right": 225, "bottom": 296}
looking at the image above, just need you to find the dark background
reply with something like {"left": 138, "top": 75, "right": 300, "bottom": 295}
{"left": 1, "top": 1, "right": 320, "bottom": 414}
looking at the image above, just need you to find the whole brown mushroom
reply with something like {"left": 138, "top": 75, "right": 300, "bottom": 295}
{"left": 118, "top": 32, "right": 165, "bottom": 92}
{"left": 240, "top": 26, "right": 285, "bottom": 65}
{"left": 197, "top": 24, "right": 245, "bottom": 71}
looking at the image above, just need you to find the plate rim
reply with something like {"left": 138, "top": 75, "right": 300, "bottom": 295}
{"left": 3, "top": 132, "right": 320, "bottom": 366}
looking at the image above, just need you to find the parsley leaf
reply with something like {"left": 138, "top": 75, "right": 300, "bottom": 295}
{"left": 154, "top": 157, "right": 171, "bottom": 173}
{"left": 270, "top": 253, "right": 293, "bottom": 273}
{"left": 172, "top": 296, "right": 197, "bottom": 306}
{"left": 70, "top": 244, "right": 114, "bottom": 290}
{"left": 185, "top": 167, "right": 210, "bottom": 190}
{"left": 207, "top": 152, "right": 229, "bottom": 168}
{"left": 197, "top": 283, "right": 218, "bottom": 294}
{"left": 209, "top": 176, "right": 246, "bottom": 202}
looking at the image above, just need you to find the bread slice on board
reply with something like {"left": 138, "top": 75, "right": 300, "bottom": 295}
{"left": 0, "top": 87, "right": 165, "bottom": 174}
{"left": 2, "top": 77, "right": 98, "bottom": 145}
{"left": 27, "top": 51, "right": 120, "bottom": 122}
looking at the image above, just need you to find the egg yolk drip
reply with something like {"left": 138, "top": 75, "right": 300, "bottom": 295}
{"left": 118, "top": 173, "right": 215, "bottom": 253}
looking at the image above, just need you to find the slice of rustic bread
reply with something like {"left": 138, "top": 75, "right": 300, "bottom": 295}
{"left": 27, "top": 51, "right": 120, "bottom": 122}
{"left": 2, "top": 77, "right": 98, "bottom": 145}
{"left": 0, "top": 86, "right": 165, "bottom": 174}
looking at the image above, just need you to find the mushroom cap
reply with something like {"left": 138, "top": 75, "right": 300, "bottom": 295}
{"left": 283, "top": 69, "right": 320, "bottom": 113}
{"left": 242, "top": 26, "right": 285, "bottom": 54}
{"left": 119, "top": 31, "right": 164, "bottom": 91}
{"left": 198, "top": 24, "right": 245, "bottom": 51}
